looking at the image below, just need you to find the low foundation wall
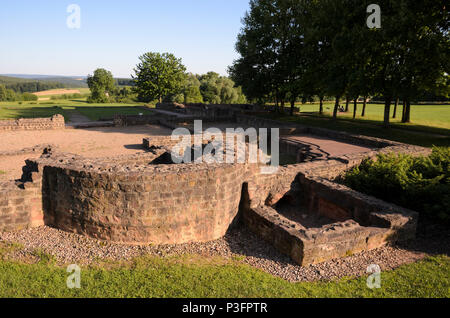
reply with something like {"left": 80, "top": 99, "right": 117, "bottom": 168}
{"left": 0, "top": 115, "right": 65, "bottom": 131}
{"left": 25, "top": 152, "right": 255, "bottom": 244}
{"left": 0, "top": 177, "right": 43, "bottom": 232}
{"left": 113, "top": 114, "right": 163, "bottom": 126}
{"left": 242, "top": 163, "right": 418, "bottom": 265}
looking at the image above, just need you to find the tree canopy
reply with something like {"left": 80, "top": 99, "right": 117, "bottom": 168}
{"left": 87, "top": 68, "right": 116, "bottom": 103}
{"left": 230, "top": 0, "right": 449, "bottom": 126}
{"left": 133, "top": 52, "right": 187, "bottom": 103}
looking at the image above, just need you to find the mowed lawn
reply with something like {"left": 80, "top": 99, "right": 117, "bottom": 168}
{"left": 297, "top": 102, "right": 450, "bottom": 130}
{"left": 0, "top": 241, "right": 448, "bottom": 298}
{"left": 0, "top": 98, "right": 154, "bottom": 122}
{"left": 260, "top": 102, "right": 450, "bottom": 147}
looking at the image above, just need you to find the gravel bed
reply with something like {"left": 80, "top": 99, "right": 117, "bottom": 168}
{"left": 0, "top": 225, "right": 448, "bottom": 282}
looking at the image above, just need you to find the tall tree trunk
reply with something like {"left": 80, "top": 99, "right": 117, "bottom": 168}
{"left": 361, "top": 96, "right": 367, "bottom": 117}
{"left": 290, "top": 98, "right": 296, "bottom": 116}
{"left": 333, "top": 96, "right": 340, "bottom": 120}
{"left": 280, "top": 99, "right": 285, "bottom": 114}
{"left": 383, "top": 97, "right": 392, "bottom": 128}
{"left": 353, "top": 98, "right": 358, "bottom": 119}
{"left": 401, "top": 99, "right": 407, "bottom": 122}
{"left": 319, "top": 96, "right": 324, "bottom": 115}
{"left": 404, "top": 100, "right": 411, "bottom": 123}
{"left": 392, "top": 97, "right": 399, "bottom": 119}
{"left": 345, "top": 96, "right": 350, "bottom": 112}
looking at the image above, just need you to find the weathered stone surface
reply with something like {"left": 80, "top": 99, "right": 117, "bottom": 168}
{"left": 0, "top": 115, "right": 65, "bottom": 131}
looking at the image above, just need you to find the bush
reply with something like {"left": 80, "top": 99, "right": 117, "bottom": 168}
{"left": 342, "top": 147, "right": 450, "bottom": 222}
{"left": 21, "top": 93, "right": 38, "bottom": 101}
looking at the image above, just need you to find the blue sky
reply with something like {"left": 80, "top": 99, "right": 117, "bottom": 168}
{"left": 0, "top": 0, "right": 249, "bottom": 77}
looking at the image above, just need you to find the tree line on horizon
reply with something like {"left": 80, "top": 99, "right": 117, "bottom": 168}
{"left": 229, "top": 0, "right": 449, "bottom": 126}
{"left": 87, "top": 53, "right": 247, "bottom": 105}
{"left": 0, "top": 84, "right": 38, "bottom": 102}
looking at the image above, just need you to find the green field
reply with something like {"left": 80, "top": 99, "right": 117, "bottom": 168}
{"left": 33, "top": 87, "right": 91, "bottom": 99}
{"left": 259, "top": 102, "right": 450, "bottom": 147}
{"left": 296, "top": 102, "right": 450, "bottom": 130}
{"left": 0, "top": 94, "right": 154, "bottom": 121}
{"left": 0, "top": 241, "right": 448, "bottom": 298}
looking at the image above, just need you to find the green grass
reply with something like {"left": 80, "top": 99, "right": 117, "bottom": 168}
{"left": 73, "top": 106, "right": 154, "bottom": 121}
{"left": 0, "top": 170, "right": 6, "bottom": 175}
{"left": 296, "top": 102, "right": 450, "bottom": 130}
{"left": 0, "top": 247, "right": 448, "bottom": 298}
{"left": 0, "top": 103, "right": 70, "bottom": 120}
{"left": 258, "top": 104, "right": 450, "bottom": 147}
{"left": 0, "top": 96, "right": 153, "bottom": 122}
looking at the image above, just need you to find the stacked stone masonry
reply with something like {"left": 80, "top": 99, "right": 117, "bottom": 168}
{"left": 0, "top": 115, "right": 65, "bottom": 131}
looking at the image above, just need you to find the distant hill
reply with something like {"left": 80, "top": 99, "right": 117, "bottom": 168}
{"left": 0, "top": 74, "right": 134, "bottom": 93}
{"left": 0, "top": 74, "right": 88, "bottom": 88}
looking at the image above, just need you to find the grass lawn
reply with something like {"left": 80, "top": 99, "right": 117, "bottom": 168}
{"left": 259, "top": 103, "right": 450, "bottom": 147}
{"left": 297, "top": 102, "right": 450, "bottom": 130}
{"left": 0, "top": 103, "right": 71, "bottom": 120}
{"left": 73, "top": 106, "right": 154, "bottom": 121}
{"left": 0, "top": 242, "right": 448, "bottom": 298}
{"left": 0, "top": 98, "right": 154, "bottom": 122}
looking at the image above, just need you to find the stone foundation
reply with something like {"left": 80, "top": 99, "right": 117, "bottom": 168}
{"left": 0, "top": 115, "right": 65, "bottom": 131}
{"left": 0, "top": 112, "right": 430, "bottom": 265}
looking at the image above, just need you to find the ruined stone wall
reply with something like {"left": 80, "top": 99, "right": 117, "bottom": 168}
{"left": 113, "top": 114, "right": 163, "bottom": 126}
{"left": 235, "top": 114, "right": 402, "bottom": 149}
{"left": 25, "top": 152, "right": 253, "bottom": 244}
{"left": 242, "top": 160, "right": 419, "bottom": 265}
{"left": 297, "top": 175, "right": 418, "bottom": 239}
{"left": 0, "top": 178, "right": 43, "bottom": 232}
{"left": 0, "top": 115, "right": 65, "bottom": 131}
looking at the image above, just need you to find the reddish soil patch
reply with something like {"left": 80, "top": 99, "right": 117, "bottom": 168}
{"left": 0, "top": 125, "right": 172, "bottom": 181}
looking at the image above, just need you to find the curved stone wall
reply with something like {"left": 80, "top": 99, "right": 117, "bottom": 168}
{"left": 37, "top": 154, "right": 251, "bottom": 244}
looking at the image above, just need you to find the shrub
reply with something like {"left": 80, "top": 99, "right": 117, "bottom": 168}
{"left": 342, "top": 147, "right": 450, "bottom": 222}
{"left": 21, "top": 93, "right": 38, "bottom": 101}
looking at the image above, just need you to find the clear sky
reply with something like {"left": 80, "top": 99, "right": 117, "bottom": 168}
{"left": 0, "top": 0, "right": 250, "bottom": 78}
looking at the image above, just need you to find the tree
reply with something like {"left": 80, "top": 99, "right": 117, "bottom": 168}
{"left": 229, "top": 0, "right": 279, "bottom": 104}
{"left": 181, "top": 74, "right": 203, "bottom": 104}
{"left": 198, "top": 72, "right": 245, "bottom": 104}
{"left": 230, "top": 0, "right": 449, "bottom": 126}
{"left": 133, "top": 52, "right": 187, "bottom": 103}
{"left": 395, "top": 0, "right": 449, "bottom": 123}
{"left": 87, "top": 68, "right": 115, "bottom": 103}
{"left": 199, "top": 72, "right": 222, "bottom": 104}
{"left": 0, "top": 84, "right": 7, "bottom": 101}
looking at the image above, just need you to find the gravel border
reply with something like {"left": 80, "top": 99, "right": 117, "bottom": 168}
{"left": 1, "top": 225, "right": 448, "bottom": 282}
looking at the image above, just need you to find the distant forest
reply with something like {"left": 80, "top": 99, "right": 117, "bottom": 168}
{"left": 0, "top": 75, "right": 88, "bottom": 93}
{"left": 115, "top": 78, "right": 134, "bottom": 86}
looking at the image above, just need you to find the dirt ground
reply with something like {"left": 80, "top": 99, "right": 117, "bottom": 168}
{"left": 0, "top": 125, "right": 172, "bottom": 181}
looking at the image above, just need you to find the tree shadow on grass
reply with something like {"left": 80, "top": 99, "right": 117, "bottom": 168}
{"left": 0, "top": 106, "right": 68, "bottom": 121}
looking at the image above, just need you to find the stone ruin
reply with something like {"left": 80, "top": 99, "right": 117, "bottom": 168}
{"left": 0, "top": 108, "right": 431, "bottom": 266}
